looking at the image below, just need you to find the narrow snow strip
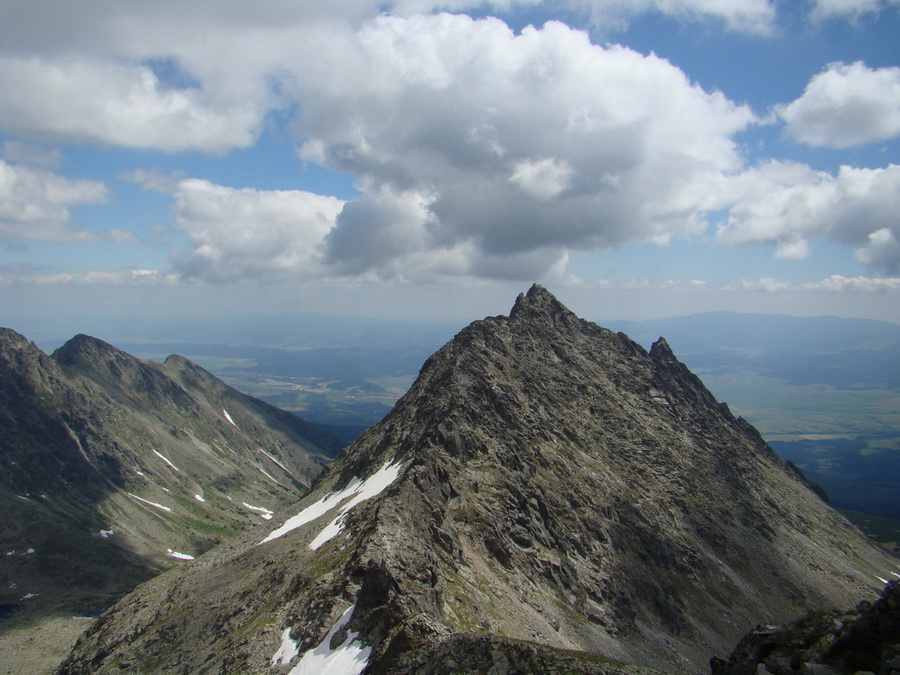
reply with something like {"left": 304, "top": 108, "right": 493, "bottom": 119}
{"left": 166, "top": 549, "right": 195, "bottom": 560}
{"left": 260, "top": 449, "right": 291, "bottom": 474}
{"left": 194, "top": 494, "right": 206, "bottom": 502}
{"left": 309, "top": 461, "right": 403, "bottom": 551}
{"left": 272, "top": 628, "right": 300, "bottom": 666}
{"left": 223, "top": 409, "right": 238, "bottom": 427}
{"left": 878, "top": 576, "right": 889, "bottom": 584}
{"left": 258, "top": 466, "right": 282, "bottom": 486}
{"left": 152, "top": 450, "right": 180, "bottom": 472}
{"left": 284, "top": 605, "right": 371, "bottom": 675}
{"left": 259, "top": 460, "right": 402, "bottom": 547}
{"left": 63, "top": 422, "right": 95, "bottom": 468}
{"left": 127, "top": 493, "right": 173, "bottom": 513}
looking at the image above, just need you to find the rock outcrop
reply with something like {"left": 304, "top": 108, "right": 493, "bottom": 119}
{"left": 711, "top": 580, "right": 900, "bottom": 674}
{"left": 58, "top": 286, "right": 896, "bottom": 674}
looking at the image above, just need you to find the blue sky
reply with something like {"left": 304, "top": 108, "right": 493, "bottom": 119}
{"left": 1, "top": 0, "right": 899, "bottom": 344}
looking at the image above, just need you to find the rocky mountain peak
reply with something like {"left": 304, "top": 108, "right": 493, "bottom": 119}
{"left": 52, "top": 333, "right": 123, "bottom": 371}
{"left": 59, "top": 288, "right": 898, "bottom": 675}
{"left": 509, "top": 282, "right": 578, "bottom": 323}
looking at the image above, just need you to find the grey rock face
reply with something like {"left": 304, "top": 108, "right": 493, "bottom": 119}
{"left": 58, "top": 286, "right": 896, "bottom": 674}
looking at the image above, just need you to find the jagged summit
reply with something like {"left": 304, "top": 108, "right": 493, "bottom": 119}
{"left": 59, "top": 288, "right": 896, "bottom": 675}
{"left": 509, "top": 282, "right": 577, "bottom": 322}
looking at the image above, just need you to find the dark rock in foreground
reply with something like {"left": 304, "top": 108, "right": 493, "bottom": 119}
{"left": 711, "top": 580, "right": 900, "bottom": 674}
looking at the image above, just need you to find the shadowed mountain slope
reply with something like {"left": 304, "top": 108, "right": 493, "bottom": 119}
{"left": 59, "top": 286, "right": 896, "bottom": 674}
{"left": 0, "top": 328, "right": 340, "bottom": 620}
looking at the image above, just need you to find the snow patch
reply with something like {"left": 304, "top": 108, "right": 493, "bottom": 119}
{"left": 98, "top": 529, "right": 114, "bottom": 538}
{"left": 194, "top": 494, "right": 206, "bottom": 502}
{"left": 273, "top": 605, "right": 370, "bottom": 675}
{"left": 223, "top": 409, "right": 238, "bottom": 427}
{"left": 152, "top": 449, "right": 180, "bottom": 472}
{"left": 20, "top": 593, "right": 37, "bottom": 601}
{"left": 259, "top": 460, "right": 402, "bottom": 548}
{"left": 243, "top": 502, "right": 274, "bottom": 520}
{"left": 309, "top": 461, "right": 403, "bottom": 550}
{"left": 127, "top": 493, "right": 173, "bottom": 513}
{"left": 166, "top": 549, "right": 195, "bottom": 561}
{"left": 271, "top": 628, "right": 300, "bottom": 666}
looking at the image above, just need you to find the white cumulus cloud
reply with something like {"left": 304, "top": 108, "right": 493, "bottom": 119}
{"left": 291, "top": 14, "right": 753, "bottom": 281}
{"left": 0, "top": 160, "right": 108, "bottom": 241}
{"left": 778, "top": 62, "right": 900, "bottom": 148}
{"left": 855, "top": 228, "right": 900, "bottom": 273}
{"left": 173, "top": 179, "right": 345, "bottom": 282}
{"left": 716, "top": 162, "right": 900, "bottom": 273}
{"left": 0, "top": 57, "right": 265, "bottom": 153}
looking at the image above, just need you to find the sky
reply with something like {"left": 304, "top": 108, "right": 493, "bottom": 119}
{"left": 1, "top": 0, "right": 899, "bottom": 345}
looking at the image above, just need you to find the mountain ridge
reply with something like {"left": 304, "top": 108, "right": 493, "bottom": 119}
{"left": 58, "top": 286, "right": 897, "bottom": 674}
{"left": 0, "top": 327, "right": 341, "bottom": 630}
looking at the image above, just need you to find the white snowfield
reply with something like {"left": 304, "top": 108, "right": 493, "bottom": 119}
{"left": 260, "top": 460, "right": 403, "bottom": 548}
{"left": 272, "top": 605, "right": 371, "bottom": 675}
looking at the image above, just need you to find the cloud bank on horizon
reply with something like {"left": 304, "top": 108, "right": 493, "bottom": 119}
{"left": 0, "top": 0, "right": 899, "bottom": 320}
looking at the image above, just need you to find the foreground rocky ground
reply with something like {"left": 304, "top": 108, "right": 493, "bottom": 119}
{"left": 0, "top": 612, "right": 94, "bottom": 675}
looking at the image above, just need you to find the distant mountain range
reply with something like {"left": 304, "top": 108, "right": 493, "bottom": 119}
{"left": 0, "top": 329, "right": 341, "bottom": 624}
{"left": 59, "top": 286, "right": 895, "bottom": 674}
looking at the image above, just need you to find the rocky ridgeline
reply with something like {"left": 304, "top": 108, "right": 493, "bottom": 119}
{"left": 58, "top": 286, "right": 896, "bottom": 674}
{"left": 0, "top": 328, "right": 339, "bottom": 618}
